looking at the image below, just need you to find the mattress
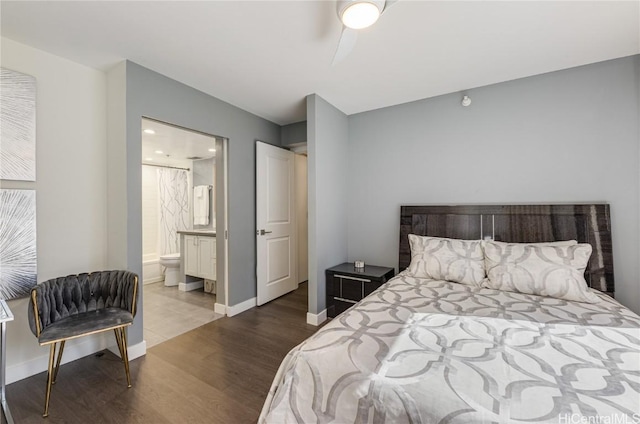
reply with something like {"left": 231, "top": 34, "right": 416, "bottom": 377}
{"left": 259, "top": 272, "right": 640, "bottom": 423}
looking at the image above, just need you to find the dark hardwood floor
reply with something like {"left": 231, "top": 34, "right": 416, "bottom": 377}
{"left": 7, "top": 283, "right": 319, "bottom": 423}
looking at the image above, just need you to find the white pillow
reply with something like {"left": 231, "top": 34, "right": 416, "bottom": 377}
{"left": 524, "top": 240, "right": 578, "bottom": 247}
{"left": 407, "top": 235, "right": 486, "bottom": 287}
{"left": 481, "top": 240, "right": 577, "bottom": 248}
{"left": 482, "top": 240, "right": 599, "bottom": 303}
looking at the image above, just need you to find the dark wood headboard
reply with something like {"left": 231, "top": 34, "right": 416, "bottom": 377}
{"left": 399, "top": 204, "right": 614, "bottom": 295}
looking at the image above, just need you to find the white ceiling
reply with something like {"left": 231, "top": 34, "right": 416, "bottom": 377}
{"left": 2, "top": 1, "right": 638, "bottom": 125}
{"left": 142, "top": 118, "right": 216, "bottom": 168}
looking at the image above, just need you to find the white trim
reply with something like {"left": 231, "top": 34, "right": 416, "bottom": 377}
{"left": 288, "top": 142, "right": 307, "bottom": 154}
{"left": 227, "top": 297, "right": 256, "bottom": 317}
{"left": 223, "top": 138, "right": 229, "bottom": 312}
{"left": 306, "top": 309, "right": 327, "bottom": 326}
{"left": 178, "top": 280, "right": 204, "bottom": 292}
{"left": 214, "top": 302, "right": 227, "bottom": 315}
{"left": 108, "top": 340, "right": 147, "bottom": 360}
{"left": 7, "top": 333, "right": 109, "bottom": 384}
{"left": 125, "top": 340, "right": 147, "bottom": 360}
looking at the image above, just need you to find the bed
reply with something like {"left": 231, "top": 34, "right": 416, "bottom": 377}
{"left": 259, "top": 204, "right": 640, "bottom": 423}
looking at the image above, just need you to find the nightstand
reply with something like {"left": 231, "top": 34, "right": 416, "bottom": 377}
{"left": 326, "top": 263, "right": 395, "bottom": 318}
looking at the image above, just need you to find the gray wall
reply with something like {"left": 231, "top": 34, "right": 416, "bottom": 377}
{"left": 281, "top": 120, "right": 307, "bottom": 146}
{"left": 108, "top": 61, "right": 281, "bottom": 344}
{"left": 346, "top": 55, "right": 640, "bottom": 314}
{"left": 307, "top": 95, "right": 349, "bottom": 315}
{"left": 193, "top": 157, "right": 215, "bottom": 231}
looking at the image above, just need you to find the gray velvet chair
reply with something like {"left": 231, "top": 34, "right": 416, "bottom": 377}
{"left": 28, "top": 270, "right": 138, "bottom": 417}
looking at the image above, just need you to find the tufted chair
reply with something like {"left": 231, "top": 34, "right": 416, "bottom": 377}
{"left": 28, "top": 270, "right": 138, "bottom": 418}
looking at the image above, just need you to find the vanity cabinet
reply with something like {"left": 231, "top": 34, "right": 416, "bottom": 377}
{"left": 184, "top": 235, "right": 216, "bottom": 280}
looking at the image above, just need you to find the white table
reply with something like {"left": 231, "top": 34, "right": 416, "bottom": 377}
{"left": 0, "top": 300, "right": 13, "bottom": 424}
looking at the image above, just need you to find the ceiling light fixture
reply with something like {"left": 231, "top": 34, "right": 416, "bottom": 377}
{"left": 143, "top": 129, "right": 155, "bottom": 135}
{"left": 145, "top": 158, "right": 153, "bottom": 161}
{"left": 341, "top": 2, "right": 381, "bottom": 29}
{"left": 208, "top": 148, "right": 216, "bottom": 152}
{"left": 155, "top": 150, "right": 163, "bottom": 154}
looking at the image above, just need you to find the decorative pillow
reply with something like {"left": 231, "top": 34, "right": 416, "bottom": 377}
{"left": 524, "top": 240, "right": 578, "bottom": 246}
{"left": 482, "top": 240, "right": 599, "bottom": 303}
{"left": 407, "top": 235, "right": 485, "bottom": 287}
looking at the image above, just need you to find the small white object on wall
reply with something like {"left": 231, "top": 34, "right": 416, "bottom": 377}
{"left": 461, "top": 95, "right": 472, "bottom": 107}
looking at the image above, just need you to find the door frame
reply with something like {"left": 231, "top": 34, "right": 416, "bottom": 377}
{"left": 139, "top": 117, "right": 229, "bottom": 315}
{"left": 221, "top": 137, "right": 229, "bottom": 314}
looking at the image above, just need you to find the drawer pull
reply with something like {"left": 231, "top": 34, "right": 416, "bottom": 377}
{"left": 334, "top": 274, "right": 371, "bottom": 283}
{"left": 333, "top": 297, "right": 357, "bottom": 304}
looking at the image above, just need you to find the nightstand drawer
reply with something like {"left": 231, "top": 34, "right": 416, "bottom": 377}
{"left": 333, "top": 274, "right": 371, "bottom": 302}
{"left": 333, "top": 298, "right": 355, "bottom": 316}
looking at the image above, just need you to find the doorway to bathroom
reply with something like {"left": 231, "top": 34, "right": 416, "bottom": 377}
{"left": 140, "top": 117, "right": 228, "bottom": 347}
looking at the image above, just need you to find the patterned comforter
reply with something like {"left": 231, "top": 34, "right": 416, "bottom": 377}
{"left": 259, "top": 272, "right": 640, "bottom": 423}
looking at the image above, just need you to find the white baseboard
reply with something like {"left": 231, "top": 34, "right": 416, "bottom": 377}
{"left": 127, "top": 340, "right": 147, "bottom": 360}
{"left": 227, "top": 297, "right": 256, "bottom": 317}
{"left": 214, "top": 302, "right": 227, "bottom": 315}
{"left": 306, "top": 309, "right": 327, "bottom": 326}
{"left": 178, "top": 280, "right": 204, "bottom": 292}
{"left": 7, "top": 333, "right": 109, "bottom": 384}
{"left": 107, "top": 340, "right": 147, "bottom": 360}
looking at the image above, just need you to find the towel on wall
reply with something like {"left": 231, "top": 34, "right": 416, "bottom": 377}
{"left": 193, "top": 185, "right": 210, "bottom": 226}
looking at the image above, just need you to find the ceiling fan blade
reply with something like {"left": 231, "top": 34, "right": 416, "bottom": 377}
{"left": 382, "top": 0, "right": 398, "bottom": 14}
{"left": 332, "top": 26, "right": 358, "bottom": 66}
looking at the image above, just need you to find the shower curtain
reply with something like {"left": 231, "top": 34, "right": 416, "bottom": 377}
{"left": 157, "top": 167, "right": 189, "bottom": 256}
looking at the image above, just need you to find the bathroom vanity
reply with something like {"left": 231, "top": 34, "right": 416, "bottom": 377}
{"left": 177, "top": 230, "right": 216, "bottom": 292}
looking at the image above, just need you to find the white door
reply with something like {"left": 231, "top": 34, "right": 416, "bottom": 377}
{"left": 256, "top": 141, "right": 297, "bottom": 305}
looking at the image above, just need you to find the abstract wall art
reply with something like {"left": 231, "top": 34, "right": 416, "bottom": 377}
{"left": 0, "top": 68, "right": 36, "bottom": 181}
{"left": 0, "top": 189, "right": 37, "bottom": 299}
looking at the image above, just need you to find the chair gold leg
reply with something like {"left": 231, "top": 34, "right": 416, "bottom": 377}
{"left": 121, "top": 328, "right": 132, "bottom": 388}
{"left": 113, "top": 329, "right": 125, "bottom": 362}
{"left": 52, "top": 340, "right": 65, "bottom": 384}
{"left": 43, "top": 343, "right": 57, "bottom": 417}
{"left": 118, "top": 327, "right": 132, "bottom": 388}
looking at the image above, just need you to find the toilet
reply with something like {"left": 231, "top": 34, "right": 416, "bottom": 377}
{"left": 159, "top": 253, "right": 181, "bottom": 286}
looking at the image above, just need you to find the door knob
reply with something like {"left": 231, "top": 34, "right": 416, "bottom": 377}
{"left": 260, "top": 229, "right": 272, "bottom": 235}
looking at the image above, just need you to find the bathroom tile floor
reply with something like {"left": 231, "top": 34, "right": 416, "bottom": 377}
{"left": 143, "top": 281, "right": 223, "bottom": 348}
